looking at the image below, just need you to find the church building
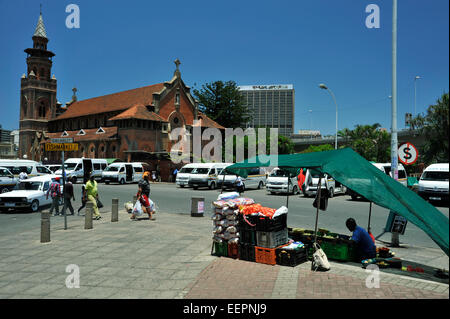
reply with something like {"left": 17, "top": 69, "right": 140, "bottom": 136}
{"left": 18, "top": 13, "right": 223, "bottom": 181}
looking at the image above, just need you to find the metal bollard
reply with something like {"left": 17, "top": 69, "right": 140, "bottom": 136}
{"left": 41, "top": 211, "right": 50, "bottom": 243}
{"left": 111, "top": 198, "right": 119, "bottom": 222}
{"left": 85, "top": 201, "right": 93, "bottom": 229}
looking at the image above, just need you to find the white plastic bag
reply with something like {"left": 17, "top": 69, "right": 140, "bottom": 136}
{"left": 124, "top": 201, "right": 134, "bottom": 213}
{"left": 217, "top": 192, "right": 240, "bottom": 201}
{"left": 273, "top": 206, "right": 288, "bottom": 218}
{"left": 133, "top": 200, "right": 143, "bottom": 216}
{"left": 311, "top": 243, "right": 330, "bottom": 271}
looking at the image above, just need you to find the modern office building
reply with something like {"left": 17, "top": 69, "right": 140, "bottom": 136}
{"left": 0, "top": 125, "right": 12, "bottom": 143}
{"left": 238, "top": 84, "right": 295, "bottom": 137}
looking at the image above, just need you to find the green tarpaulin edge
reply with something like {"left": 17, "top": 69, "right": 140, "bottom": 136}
{"left": 225, "top": 148, "right": 449, "bottom": 256}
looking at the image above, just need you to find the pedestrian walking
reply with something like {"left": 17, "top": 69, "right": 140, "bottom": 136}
{"left": 85, "top": 174, "right": 101, "bottom": 220}
{"left": 62, "top": 176, "right": 75, "bottom": 216}
{"left": 131, "top": 171, "right": 155, "bottom": 221}
{"left": 19, "top": 171, "right": 28, "bottom": 180}
{"left": 77, "top": 177, "right": 88, "bottom": 215}
{"left": 172, "top": 167, "right": 178, "bottom": 183}
{"left": 235, "top": 175, "right": 244, "bottom": 195}
{"left": 46, "top": 176, "right": 62, "bottom": 216}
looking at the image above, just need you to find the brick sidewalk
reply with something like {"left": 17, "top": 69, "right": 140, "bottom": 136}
{"left": 185, "top": 257, "right": 448, "bottom": 299}
{"left": 0, "top": 210, "right": 448, "bottom": 299}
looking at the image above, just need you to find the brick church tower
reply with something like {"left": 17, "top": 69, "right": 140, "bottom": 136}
{"left": 19, "top": 12, "right": 57, "bottom": 161}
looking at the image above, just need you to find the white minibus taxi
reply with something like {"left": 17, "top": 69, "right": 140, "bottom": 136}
{"left": 218, "top": 167, "right": 267, "bottom": 191}
{"left": 102, "top": 162, "right": 144, "bottom": 184}
{"left": 176, "top": 163, "right": 197, "bottom": 187}
{"left": 0, "top": 159, "right": 52, "bottom": 178}
{"left": 418, "top": 163, "right": 449, "bottom": 203}
{"left": 266, "top": 168, "right": 299, "bottom": 194}
{"left": 188, "top": 163, "right": 232, "bottom": 190}
{"left": 56, "top": 158, "right": 108, "bottom": 183}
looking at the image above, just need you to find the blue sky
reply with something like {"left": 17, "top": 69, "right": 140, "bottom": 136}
{"left": 0, "top": 0, "right": 448, "bottom": 136}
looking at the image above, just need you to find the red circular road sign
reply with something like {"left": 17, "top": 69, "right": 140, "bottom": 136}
{"left": 398, "top": 142, "right": 418, "bottom": 165}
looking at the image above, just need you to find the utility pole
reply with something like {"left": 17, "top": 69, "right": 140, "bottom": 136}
{"left": 390, "top": 0, "right": 400, "bottom": 247}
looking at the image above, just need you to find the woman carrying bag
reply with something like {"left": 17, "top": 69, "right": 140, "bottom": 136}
{"left": 85, "top": 174, "right": 102, "bottom": 220}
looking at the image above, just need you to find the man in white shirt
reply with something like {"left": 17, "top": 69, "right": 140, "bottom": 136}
{"left": 19, "top": 171, "right": 28, "bottom": 180}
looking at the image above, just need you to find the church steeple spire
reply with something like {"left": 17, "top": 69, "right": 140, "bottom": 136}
{"left": 33, "top": 11, "right": 47, "bottom": 39}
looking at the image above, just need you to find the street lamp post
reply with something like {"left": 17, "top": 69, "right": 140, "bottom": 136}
{"left": 391, "top": 0, "right": 400, "bottom": 247}
{"left": 308, "top": 109, "right": 312, "bottom": 139}
{"left": 414, "top": 75, "right": 421, "bottom": 116}
{"left": 319, "top": 83, "right": 338, "bottom": 149}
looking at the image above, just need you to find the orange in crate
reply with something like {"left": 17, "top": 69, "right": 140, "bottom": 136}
{"left": 255, "top": 244, "right": 288, "bottom": 265}
{"left": 228, "top": 242, "right": 239, "bottom": 259}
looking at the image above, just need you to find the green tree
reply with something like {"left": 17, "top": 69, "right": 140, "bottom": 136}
{"left": 222, "top": 127, "right": 294, "bottom": 162}
{"left": 278, "top": 134, "right": 295, "bottom": 155}
{"left": 338, "top": 123, "right": 391, "bottom": 162}
{"left": 193, "top": 81, "right": 251, "bottom": 128}
{"left": 301, "top": 144, "right": 334, "bottom": 153}
{"left": 410, "top": 93, "right": 449, "bottom": 164}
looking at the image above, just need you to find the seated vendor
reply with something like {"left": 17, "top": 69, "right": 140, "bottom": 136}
{"left": 345, "top": 218, "right": 376, "bottom": 261}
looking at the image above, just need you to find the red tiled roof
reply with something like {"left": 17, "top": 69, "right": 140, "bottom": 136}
{"left": 194, "top": 112, "right": 225, "bottom": 129}
{"left": 54, "top": 83, "right": 165, "bottom": 120}
{"left": 44, "top": 126, "right": 118, "bottom": 142}
{"left": 108, "top": 104, "right": 167, "bottom": 122}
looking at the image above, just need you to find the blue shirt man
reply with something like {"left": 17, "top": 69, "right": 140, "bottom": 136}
{"left": 346, "top": 218, "right": 376, "bottom": 261}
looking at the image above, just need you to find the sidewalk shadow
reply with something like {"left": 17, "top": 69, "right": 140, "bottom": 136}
{"left": 342, "top": 260, "right": 449, "bottom": 285}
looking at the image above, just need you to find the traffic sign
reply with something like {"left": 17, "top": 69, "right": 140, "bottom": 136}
{"left": 51, "top": 138, "right": 74, "bottom": 144}
{"left": 45, "top": 143, "right": 79, "bottom": 152}
{"left": 398, "top": 142, "right": 418, "bottom": 165}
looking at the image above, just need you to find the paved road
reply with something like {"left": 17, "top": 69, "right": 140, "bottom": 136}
{"left": 1, "top": 182, "right": 448, "bottom": 253}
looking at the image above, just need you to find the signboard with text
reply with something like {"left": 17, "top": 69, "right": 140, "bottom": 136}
{"left": 45, "top": 143, "right": 79, "bottom": 152}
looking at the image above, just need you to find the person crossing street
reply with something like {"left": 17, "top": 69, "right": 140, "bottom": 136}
{"left": 62, "top": 176, "right": 75, "bottom": 216}
{"left": 84, "top": 174, "right": 101, "bottom": 220}
{"left": 46, "top": 176, "right": 62, "bottom": 216}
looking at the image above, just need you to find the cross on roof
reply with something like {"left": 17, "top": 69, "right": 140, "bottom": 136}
{"left": 174, "top": 58, "right": 181, "bottom": 70}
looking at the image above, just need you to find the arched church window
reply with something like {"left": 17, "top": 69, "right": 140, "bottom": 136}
{"left": 38, "top": 101, "right": 46, "bottom": 118}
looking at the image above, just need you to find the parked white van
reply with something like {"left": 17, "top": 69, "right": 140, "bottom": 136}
{"left": 188, "top": 163, "right": 232, "bottom": 190}
{"left": 303, "top": 169, "right": 347, "bottom": 198}
{"left": 218, "top": 167, "right": 267, "bottom": 191}
{"left": 418, "top": 163, "right": 449, "bottom": 202}
{"left": 101, "top": 162, "right": 144, "bottom": 184}
{"left": 266, "top": 168, "right": 299, "bottom": 194}
{"left": 372, "top": 163, "right": 408, "bottom": 187}
{"left": 347, "top": 162, "right": 408, "bottom": 200}
{"left": 0, "top": 167, "right": 19, "bottom": 194}
{"left": 0, "top": 159, "right": 53, "bottom": 178}
{"left": 55, "top": 158, "right": 108, "bottom": 183}
{"left": 176, "top": 163, "right": 197, "bottom": 187}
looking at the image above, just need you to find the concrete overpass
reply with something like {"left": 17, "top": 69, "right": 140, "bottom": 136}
{"left": 292, "top": 129, "right": 425, "bottom": 153}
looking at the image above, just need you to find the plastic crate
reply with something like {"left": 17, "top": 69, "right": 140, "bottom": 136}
{"left": 238, "top": 243, "right": 255, "bottom": 262}
{"left": 276, "top": 246, "right": 308, "bottom": 267}
{"left": 321, "top": 241, "right": 356, "bottom": 262}
{"left": 256, "top": 228, "right": 288, "bottom": 248}
{"left": 238, "top": 214, "right": 258, "bottom": 231}
{"left": 228, "top": 242, "right": 239, "bottom": 259}
{"left": 212, "top": 241, "right": 228, "bottom": 257}
{"left": 240, "top": 228, "right": 257, "bottom": 245}
{"left": 255, "top": 214, "right": 287, "bottom": 232}
{"left": 255, "top": 244, "right": 288, "bottom": 265}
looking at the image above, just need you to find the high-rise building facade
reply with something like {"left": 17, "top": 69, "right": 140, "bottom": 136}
{"left": 239, "top": 84, "right": 295, "bottom": 137}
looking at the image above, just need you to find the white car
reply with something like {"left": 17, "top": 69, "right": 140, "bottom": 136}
{"left": 0, "top": 175, "right": 63, "bottom": 213}
{"left": 0, "top": 167, "right": 19, "bottom": 194}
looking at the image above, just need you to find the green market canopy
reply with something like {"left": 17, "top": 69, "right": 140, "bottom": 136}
{"left": 225, "top": 148, "right": 449, "bottom": 256}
